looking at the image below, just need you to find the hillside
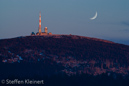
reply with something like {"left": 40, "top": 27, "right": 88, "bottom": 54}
{"left": 0, "top": 35, "right": 129, "bottom": 79}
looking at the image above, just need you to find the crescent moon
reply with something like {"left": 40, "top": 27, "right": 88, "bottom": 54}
{"left": 90, "top": 12, "right": 97, "bottom": 20}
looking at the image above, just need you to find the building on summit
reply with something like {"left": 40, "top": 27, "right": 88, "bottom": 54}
{"left": 31, "top": 12, "right": 52, "bottom": 36}
{"left": 36, "top": 27, "right": 52, "bottom": 35}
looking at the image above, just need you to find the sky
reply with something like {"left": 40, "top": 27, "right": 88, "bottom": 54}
{"left": 0, "top": 0, "right": 129, "bottom": 45}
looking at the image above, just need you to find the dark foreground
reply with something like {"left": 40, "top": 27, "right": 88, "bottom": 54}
{"left": 1, "top": 63, "right": 129, "bottom": 86}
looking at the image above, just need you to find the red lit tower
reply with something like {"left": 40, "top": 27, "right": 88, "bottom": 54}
{"left": 38, "top": 12, "right": 42, "bottom": 33}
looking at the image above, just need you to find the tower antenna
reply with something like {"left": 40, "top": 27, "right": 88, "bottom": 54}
{"left": 38, "top": 11, "right": 41, "bottom": 33}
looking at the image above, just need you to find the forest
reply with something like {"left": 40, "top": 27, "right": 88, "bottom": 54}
{"left": 0, "top": 35, "right": 129, "bottom": 86}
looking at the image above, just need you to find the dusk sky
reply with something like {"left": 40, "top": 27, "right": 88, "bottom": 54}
{"left": 0, "top": 0, "right": 129, "bottom": 45}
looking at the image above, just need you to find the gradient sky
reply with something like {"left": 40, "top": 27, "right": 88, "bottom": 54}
{"left": 0, "top": 0, "right": 129, "bottom": 45}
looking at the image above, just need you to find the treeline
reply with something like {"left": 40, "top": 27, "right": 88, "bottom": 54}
{"left": 1, "top": 63, "right": 129, "bottom": 86}
{"left": 0, "top": 36, "right": 129, "bottom": 65}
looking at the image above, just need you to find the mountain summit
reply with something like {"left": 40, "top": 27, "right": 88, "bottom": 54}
{"left": 0, "top": 35, "right": 129, "bottom": 78}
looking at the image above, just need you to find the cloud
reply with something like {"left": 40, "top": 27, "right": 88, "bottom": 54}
{"left": 121, "top": 21, "right": 129, "bottom": 26}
